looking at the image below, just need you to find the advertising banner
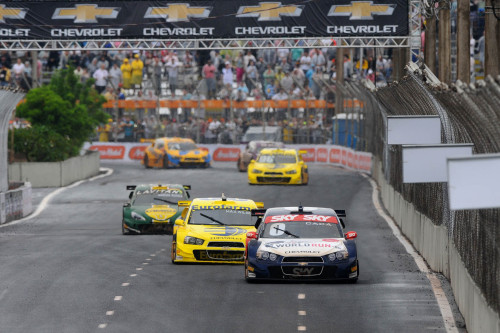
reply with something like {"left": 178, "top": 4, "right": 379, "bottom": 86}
{"left": 83, "top": 142, "right": 372, "bottom": 174}
{"left": 0, "top": 1, "right": 408, "bottom": 40}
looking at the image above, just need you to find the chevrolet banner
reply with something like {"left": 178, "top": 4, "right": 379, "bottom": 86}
{"left": 0, "top": 1, "right": 408, "bottom": 40}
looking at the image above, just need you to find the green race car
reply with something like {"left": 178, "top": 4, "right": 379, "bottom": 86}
{"left": 122, "top": 184, "right": 191, "bottom": 235}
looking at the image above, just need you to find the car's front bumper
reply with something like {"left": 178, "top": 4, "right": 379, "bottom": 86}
{"left": 246, "top": 257, "right": 358, "bottom": 280}
{"left": 123, "top": 220, "right": 174, "bottom": 234}
{"left": 248, "top": 173, "right": 302, "bottom": 185}
{"left": 174, "top": 243, "right": 245, "bottom": 264}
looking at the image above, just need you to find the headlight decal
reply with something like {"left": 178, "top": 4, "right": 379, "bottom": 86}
{"left": 184, "top": 236, "right": 205, "bottom": 245}
{"left": 131, "top": 211, "right": 146, "bottom": 221}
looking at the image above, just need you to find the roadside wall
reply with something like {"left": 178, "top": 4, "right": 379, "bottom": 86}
{"left": 8, "top": 150, "right": 100, "bottom": 188}
{"left": 0, "top": 182, "right": 32, "bottom": 224}
{"left": 82, "top": 142, "right": 373, "bottom": 174}
{"left": 373, "top": 158, "right": 500, "bottom": 333}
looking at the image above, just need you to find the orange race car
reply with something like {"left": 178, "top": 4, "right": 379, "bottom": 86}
{"left": 142, "top": 137, "right": 211, "bottom": 169}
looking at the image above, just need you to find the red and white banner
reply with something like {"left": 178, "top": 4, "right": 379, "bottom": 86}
{"left": 83, "top": 142, "right": 372, "bottom": 173}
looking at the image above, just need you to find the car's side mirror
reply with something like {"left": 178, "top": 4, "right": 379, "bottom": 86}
{"left": 123, "top": 203, "right": 131, "bottom": 208}
{"left": 129, "top": 192, "right": 133, "bottom": 199}
{"left": 246, "top": 231, "right": 257, "bottom": 239}
{"left": 345, "top": 231, "right": 357, "bottom": 240}
{"left": 250, "top": 159, "right": 255, "bottom": 164}
{"left": 175, "top": 219, "right": 185, "bottom": 226}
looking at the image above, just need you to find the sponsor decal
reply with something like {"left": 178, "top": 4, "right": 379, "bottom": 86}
{"left": 0, "top": 5, "right": 27, "bottom": 23}
{"left": 317, "top": 148, "right": 328, "bottom": 163}
{"left": 90, "top": 145, "right": 125, "bottom": 159}
{"left": 265, "top": 214, "right": 338, "bottom": 223}
{"left": 192, "top": 205, "right": 250, "bottom": 211}
{"left": 213, "top": 147, "right": 240, "bottom": 162}
{"left": 0, "top": 28, "right": 29, "bottom": 37}
{"left": 144, "top": 4, "right": 211, "bottom": 22}
{"left": 52, "top": 4, "right": 120, "bottom": 23}
{"left": 329, "top": 148, "right": 342, "bottom": 163}
{"left": 236, "top": 2, "right": 303, "bottom": 21}
{"left": 203, "top": 227, "right": 248, "bottom": 237}
{"left": 328, "top": 1, "right": 396, "bottom": 20}
{"left": 284, "top": 250, "right": 321, "bottom": 254}
{"left": 265, "top": 240, "right": 334, "bottom": 249}
{"left": 136, "top": 188, "right": 183, "bottom": 196}
{"left": 292, "top": 267, "right": 314, "bottom": 275}
{"left": 129, "top": 146, "right": 146, "bottom": 160}
{"left": 145, "top": 206, "right": 177, "bottom": 220}
{"left": 199, "top": 251, "right": 243, "bottom": 260}
{"left": 299, "top": 148, "right": 315, "bottom": 162}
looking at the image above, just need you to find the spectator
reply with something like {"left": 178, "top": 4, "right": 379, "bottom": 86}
{"left": 300, "top": 51, "right": 312, "bottom": 74}
{"left": 222, "top": 61, "right": 234, "bottom": 86}
{"left": 96, "top": 54, "right": 110, "bottom": 70}
{"left": 12, "top": 58, "right": 26, "bottom": 86}
{"left": 272, "top": 88, "right": 288, "bottom": 120}
{"left": 245, "top": 60, "right": 258, "bottom": 93}
{"left": 235, "top": 52, "right": 245, "bottom": 84}
{"left": 93, "top": 63, "right": 109, "bottom": 94}
{"left": 280, "top": 71, "right": 293, "bottom": 93}
{"left": 279, "top": 57, "right": 292, "bottom": 74}
{"left": 343, "top": 54, "right": 353, "bottom": 79}
{"left": 263, "top": 64, "right": 275, "bottom": 86}
{"left": 166, "top": 56, "right": 180, "bottom": 97}
{"left": 476, "top": 30, "right": 485, "bottom": 70}
{"left": 202, "top": 59, "right": 217, "bottom": 99}
{"left": 108, "top": 62, "right": 122, "bottom": 90}
{"left": 243, "top": 50, "right": 256, "bottom": 69}
{"left": 98, "top": 119, "right": 113, "bottom": 142}
{"left": 0, "top": 64, "right": 11, "bottom": 86}
{"left": 151, "top": 57, "right": 163, "bottom": 96}
{"left": 121, "top": 58, "right": 132, "bottom": 89}
{"left": 292, "top": 64, "right": 305, "bottom": 88}
{"left": 311, "top": 50, "right": 326, "bottom": 72}
{"left": 121, "top": 116, "right": 135, "bottom": 142}
{"left": 291, "top": 48, "right": 303, "bottom": 64}
{"left": 131, "top": 53, "right": 144, "bottom": 90}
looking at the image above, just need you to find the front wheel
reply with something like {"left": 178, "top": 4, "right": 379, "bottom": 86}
{"left": 171, "top": 236, "right": 177, "bottom": 264}
{"left": 301, "top": 169, "right": 308, "bottom": 185}
{"left": 143, "top": 155, "right": 151, "bottom": 169}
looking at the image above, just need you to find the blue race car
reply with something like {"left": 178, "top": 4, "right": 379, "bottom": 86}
{"left": 244, "top": 206, "right": 359, "bottom": 282}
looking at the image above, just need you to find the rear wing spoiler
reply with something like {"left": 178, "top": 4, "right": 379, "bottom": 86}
{"left": 335, "top": 210, "right": 346, "bottom": 229}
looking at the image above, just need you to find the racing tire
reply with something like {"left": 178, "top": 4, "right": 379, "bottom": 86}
{"left": 163, "top": 155, "right": 170, "bottom": 169}
{"left": 301, "top": 169, "right": 308, "bottom": 185}
{"left": 143, "top": 155, "right": 151, "bottom": 169}
{"left": 171, "top": 236, "right": 178, "bottom": 264}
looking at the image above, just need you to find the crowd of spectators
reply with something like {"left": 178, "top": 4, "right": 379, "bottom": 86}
{"left": 4, "top": 46, "right": 392, "bottom": 145}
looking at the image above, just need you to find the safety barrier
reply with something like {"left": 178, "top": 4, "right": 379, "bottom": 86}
{"left": 82, "top": 142, "right": 372, "bottom": 174}
{"left": 0, "top": 182, "right": 32, "bottom": 224}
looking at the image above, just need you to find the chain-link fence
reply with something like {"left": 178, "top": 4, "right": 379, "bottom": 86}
{"left": 346, "top": 67, "right": 500, "bottom": 316}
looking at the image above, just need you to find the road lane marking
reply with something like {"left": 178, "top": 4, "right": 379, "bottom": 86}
{"left": 114, "top": 296, "right": 122, "bottom": 301}
{"left": 98, "top": 324, "right": 107, "bottom": 329}
{"left": 363, "top": 174, "right": 458, "bottom": 333}
{"left": 106, "top": 311, "right": 114, "bottom": 316}
{"left": 298, "top": 311, "right": 306, "bottom": 316}
{"left": 136, "top": 268, "right": 143, "bottom": 271}
{"left": 150, "top": 254, "right": 156, "bottom": 257}
{"left": 298, "top": 294, "right": 305, "bottom": 299}
{"left": 145, "top": 258, "right": 152, "bottom": 261}
{"left": 130, "top": 274, "right": 137, "bottom": 277}
{"left": 121, "top": 283, "right": 129, "bottom": 287}
{"left": 0, "top": 167, "right": 113, "bottom": 228}
{"left": 142, "top": 263, "right": 149, "bottom": 265}
{"left": 298, "top": 326, "right": 306, "bottom": 331}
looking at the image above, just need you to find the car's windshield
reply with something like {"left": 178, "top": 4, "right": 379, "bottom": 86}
{"left": 168, "top": 142, "right": 197, "bottom": 151}
{"left": 133, "top": 189, "right": 185, "bottom": 205}
{"left": 257, "top": 153, "right": 296, "bottom": 164}
{"left": 189, "top": 209, "right": 258, "bottom": 226}
{"left": 263, "top": 220, "right": 342, "bottom": 239}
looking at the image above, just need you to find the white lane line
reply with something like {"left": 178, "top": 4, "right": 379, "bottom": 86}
{"left": 363, "top": 174, "right": 458, "bottom": 333}
{"left": 121, "top": 283, "right": 130, "bottom": 287}
{"left": 136, "top": 268, "right": 143, "bottom": 271}
{"left": 98, "top": 324, "right": 107, "bottom": 329}
{"left": 130, "top": 274, "right": 137, "bottom": 277}
{"left": 0, "top": 167, "right": 113, "bottom": 229}
{"left": 145, "top": 258, "right": 152, "bottom": 261}
{"left": 114, "top": 296, "right": 122, "bottom": 301}
{"left": 298, "top": 311, "right": 306, "bottom": 316}
{"left": 150, "top": 254, "right": 156, "bottom": 257}
{"left": 142, "top": 263, "right": 149, "bottom": 265}
{"left": 297, "top": 294, "right": 306, "bottom": 300}
{"left": 298, "top": 326, "right": 307, "bottom": 331}
{"left": 106, "top": 311, "right": 114, "bottom": 316}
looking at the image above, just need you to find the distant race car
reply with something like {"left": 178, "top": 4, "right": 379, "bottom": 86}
{"left": 122, "top": 184, "right": 191, "bottom": 235}
{"left": 142, "top": 137, "right": 211, "bottom": 169}
{"left": 247, "top": 148, "right": 308, "bottom": 185}
{"left": 171, "top": 195, "right": 263, "bottom": 264}
{"left": 237, "top": 140, "right": 285, "bottom": 172}
{"left": 245, "top": 206, "right": 359, "bottom": 282}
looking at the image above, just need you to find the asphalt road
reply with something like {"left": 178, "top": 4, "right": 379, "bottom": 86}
{"left": 0, "top": 162, "right": 464, "bottom": 333}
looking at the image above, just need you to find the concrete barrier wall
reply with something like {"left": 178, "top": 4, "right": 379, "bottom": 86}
{"left": 8, "top": 150, "right": 100, "bottom": 188}
{"left": 372, "top": 158, "right": 500, "bottom": 333}
{"left": 0, "top": 182, "right": 32, "bottom": 224}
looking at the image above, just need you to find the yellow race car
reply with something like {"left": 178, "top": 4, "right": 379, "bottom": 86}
{"left": 142, "top": 137, "right": 211, "bottom": 169}
{"left": 248, "top": 148, "right": 309, "bottom": 185}
{"left": 171, "top": 195, "right": 263, "bottom": 264}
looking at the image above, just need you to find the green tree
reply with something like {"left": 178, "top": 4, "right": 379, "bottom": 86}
{"left": 14, "top": 67, "right": 108, "bottom": 161}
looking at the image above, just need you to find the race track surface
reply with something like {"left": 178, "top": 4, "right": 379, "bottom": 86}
{"left": 0, "top": 162, "right": 461, "bottom": 332}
